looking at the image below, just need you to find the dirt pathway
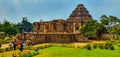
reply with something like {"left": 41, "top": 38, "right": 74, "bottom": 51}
{"left": 1, "top": 44, "right": 9, "bottom": 48}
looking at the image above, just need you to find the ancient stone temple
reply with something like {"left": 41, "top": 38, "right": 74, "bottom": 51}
{"left": 25, "top": 4, "right": 92, "bottom": 44}
{"left": 34, "top": 4, "right": 92, "bottom": 34}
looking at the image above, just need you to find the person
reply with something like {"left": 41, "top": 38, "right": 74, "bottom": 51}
{"left": 19, "top": 40, "right": 25, "bottom": 52}
{"left": 28, "top": 41, "right": 31, "bottom": 46}
{"left": 28, "top": 41, "right": 33, "bottom": 46}
{"left": 0, "top": 43, "right": 1, "bottom": 48}
{"left": 13, "top": 39, "right": 17, "bottom": 50}
{"left": 9, "top": 42, "right": 13, "bottom": 47}
{"left": 32, "top": 42, "right": 34, "bottom": 45}
{"left": 17, "top": 40, "right": 21, "bottom": 46}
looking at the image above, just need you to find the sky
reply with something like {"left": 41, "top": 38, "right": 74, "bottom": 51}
{"left": 0, "top": 0, "right": 120, "bottom": 23}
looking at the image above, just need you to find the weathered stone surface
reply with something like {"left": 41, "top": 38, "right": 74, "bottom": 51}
{"left": 67, "top": 4, "right": 92, "bottom": 23}
{"left": 30, "top": 33, "right": 89, "bottom": 44}
{"left": 33, "top": 4, "right": 92, "bottom": 34}
{"left": 22, "top": 4, "right": 92, "bottom": 43}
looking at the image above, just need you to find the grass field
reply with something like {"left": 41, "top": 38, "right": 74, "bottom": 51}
{"left": 0, "top": 40, "right": 118, "bottom": 57}
{"left": 0, "top": 50, "right": 31, "bottom": 57}
{"left": 34, "top": 46, "right": 120, "bottom": 57}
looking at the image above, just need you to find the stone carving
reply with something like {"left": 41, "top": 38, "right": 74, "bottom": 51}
{"left": 25, "top": 4, "right": 92, "bottom": 43}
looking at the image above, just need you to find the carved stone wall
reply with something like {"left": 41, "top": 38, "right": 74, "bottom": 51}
{"left": 33, "top": 4, "right": 92, "bottom": 34}
{"left": 30, "top": 33, "right": 88, "bottom": 44}
{"left": 27, "top": 4, "right": 93, "bottom": 43}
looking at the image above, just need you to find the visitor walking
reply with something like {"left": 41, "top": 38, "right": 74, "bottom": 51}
{"left": 19, "top": 40, "right": 25, "bottom": 52}
{"left": 17, "top": 40, "right": 21, "bottom": 46}
{"left": 13, "top": 39, "right": 17, "bottom": 50}
{"left": 28, "top": 41, "right": 31, "bottom": 46}
{"left": 9, "top": 42, "right": 13, "bottom": 47}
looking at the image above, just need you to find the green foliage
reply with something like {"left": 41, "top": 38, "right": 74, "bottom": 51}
{"left": 105, "top": 43, "right": 114, "bottom": 50}
{"left": 17, "top": 17, "right": 33, "bottom": 33}
{"left": 34, "top": 46, "right": 120, "bottom": 57}
{"left": 0, "top": 36, "right": 15, "bottom": 44}
{"left": 86, "top": 44, "right": 92, "bottom": 50}
{"left": 93, "top": 43, "right": 98, "bottom": 49}
{"left": 105, "top": 41, "right": 115, "bottom": 50}
{"left": 118, "top": 44, "right": 120, "bottom": 49}
{"left": 100, "top": 15, "right": 109, "bottom": 26}
{"left": 25, "top": 44, "right": 52, "bottom": 50}
{"left": 98, "top": 43, "right": 104, "bottom": 49}
{"left": 80, "top": 20, "right": 106, "bottom": 38}
{"left": 109, "top": 16, "right": 118, "bottom": 25}
{"left": 110, "top": 25, "right": 120, "bottom": 37}
{"left": 0, "top": 48, "right": 3, "bottom": 53}
{"left": 0, "top": 20, "right": 19, "bottom": 36}
{"left": 100, "top": 15, "right": 120, "bottom": 35}
{"left": 20, "top": 51, "right": 39, "bottom": 57}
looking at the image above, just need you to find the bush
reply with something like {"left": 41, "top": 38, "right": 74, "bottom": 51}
{"left": 0, "top": 48, "right": 5, "bottom": 53}
{"left": 5, "top": 48, "right": 9, "bottom": 51}
{"left": 109, "top": 44, "right": 114, "bottom": 50}
{"left": 77, "top": 46, "right": 85, "bottom": 49}
{"left": 93, "top": 43, "right": 98, "bottom": 49}
{"left": 19, "top": 50, "right": 40, "bottom": 57}
{"left": 0, "top": 48, "right": 3, "bottom": 53}
{"left": 104, "top": 43, "right": 114, "bottom": 50}
{"left": 98, "top": 43, "right": 104, "bottom": 49}
{"left": 118, "top": 44, "right": 120, "bottom": 50}
{"left": 104, "top": 43, "right": 109, "bottom": 49}
{"left": 86, "top": 44, "right": 92, "bottom": 50}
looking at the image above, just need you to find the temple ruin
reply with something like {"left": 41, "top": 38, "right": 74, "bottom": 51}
{"left": 25, "top": 4, "right": 92, "bottom": 44}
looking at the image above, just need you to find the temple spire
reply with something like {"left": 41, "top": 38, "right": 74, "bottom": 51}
{"left": 67, "top": 4, "right": 92, "bottom": 22}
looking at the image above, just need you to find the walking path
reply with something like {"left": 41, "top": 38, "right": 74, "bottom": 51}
{"left": 1, "top": 44, "right": 9, "bottom": 48}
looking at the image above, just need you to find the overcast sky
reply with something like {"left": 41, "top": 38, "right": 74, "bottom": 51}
{"left": 0, "top": 0, "right": 120, "bottom": 23}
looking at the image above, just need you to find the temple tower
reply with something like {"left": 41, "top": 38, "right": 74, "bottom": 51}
{"left": 66, "top": 4, "right": 92, "bottom": 33}
{"left": 67, "top": 4, "right": 92, "bottom": 23}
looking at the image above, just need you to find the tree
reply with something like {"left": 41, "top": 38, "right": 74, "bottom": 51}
{"left": 0, "top": 19, "right": 19, "bottom": 35}
{"left": 117, "top": 19, "right": 120, "bottom": 24}
{"left": 40, "top": 19, "right": 43, "bottom": 22}
{"left": 80, "top": 19, "right": 106, "bottom": 39}
{"left": 100, "top": 15, "right": 109, "bottom": 26}
{"left": 109, "top": 16, "right": 118, "bottom": 25}
{"left": 100, "top": 15, "right": 119, "bottom": 33}
{"left": 110, "top": 24, "right": 120, "bottom": 39}
{"left": 100, "top": 15, "right": 120, "bottom": 39}
{"left": 17, "top": 17, "right": 33, "bottom": 33}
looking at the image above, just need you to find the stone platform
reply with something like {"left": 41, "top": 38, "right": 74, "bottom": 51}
{"left": 25, "top": 33, "right": 89, "bottom": 44}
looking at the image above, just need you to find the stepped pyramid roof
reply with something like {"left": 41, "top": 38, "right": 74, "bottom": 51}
{"left": 67, "top": 4, "right": 92, "bottom": 22}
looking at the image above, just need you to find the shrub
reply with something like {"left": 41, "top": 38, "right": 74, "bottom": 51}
{"left": 0, "top": 48, "right": 5, "bottom": 53}
{"left": 86, "top": 44, "right": 92, "bottom": 50}
{"left": 0, "top": 48, "right": 3, "bottom": 53}
{"left": 19, "top": 50, "right": 40, "bottom": 57}
{"left": 93, "top": 43, "right": 98, "bottom": 49}
{"left": 77, "top": 46, "right": 85, "bottom": 49}
{"left": 104, "top": 43, "right": 114, "bottom": 50}
{"left": 109, "top": 44, "right": 114, "bottom": 50}
{"left": 98, "top": 43, "right": 104, "bottom": 49}
{"left": 5, "top": 48, "right": 9, "bottom": 51}
{"left": 104, "top": 43, "right": 109, "bottom": 49}
{"left": 118, "top": 44, "right": 120, "bottom": 50}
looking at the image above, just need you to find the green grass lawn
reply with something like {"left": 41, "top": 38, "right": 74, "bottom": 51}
{"left": 34, "top": 46, "right": 120, "bottom": 57}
